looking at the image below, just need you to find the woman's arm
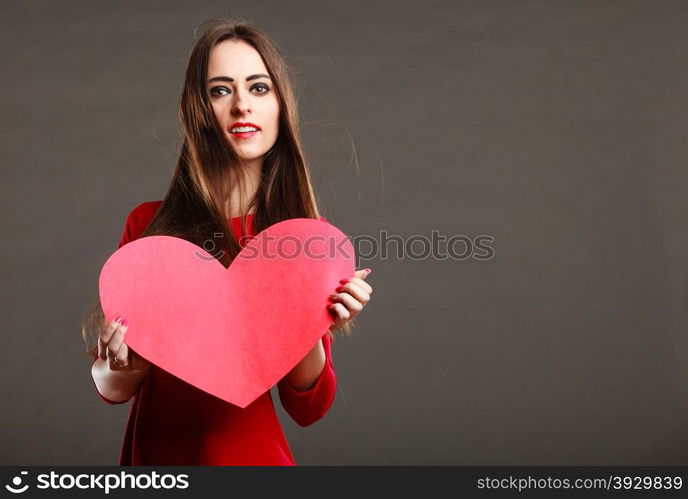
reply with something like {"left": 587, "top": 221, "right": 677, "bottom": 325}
{"left": 283, "top": 339, "right": 326, "bottom": 391}
{"left": 90, "top": 203, "right": 158, "bottom": 404}
{"left": 91, "top": 357, "right": 148, "bottom": 404}
{"left": 277, "top": 333, "right": 337, "bottom": 426}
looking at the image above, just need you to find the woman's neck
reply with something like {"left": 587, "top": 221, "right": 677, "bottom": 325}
{"left": 225, "top": 161, "right": 262, "bottom": 218}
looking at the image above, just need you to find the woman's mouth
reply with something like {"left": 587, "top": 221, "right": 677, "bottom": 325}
{"left": 229, "top": 124, "right": 260, "bottom": 139}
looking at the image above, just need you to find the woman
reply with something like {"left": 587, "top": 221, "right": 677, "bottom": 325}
{"left": 81, "top": 19, "right": 372, "bottom": 465}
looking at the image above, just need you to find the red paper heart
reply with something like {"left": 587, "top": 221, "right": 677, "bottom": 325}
{"left": 99, "top": 218, "right": 355, "bottom": 408}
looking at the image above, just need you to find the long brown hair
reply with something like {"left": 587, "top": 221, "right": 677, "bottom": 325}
{"left": 81, "top": 18, "right": 354, "bottom": 357}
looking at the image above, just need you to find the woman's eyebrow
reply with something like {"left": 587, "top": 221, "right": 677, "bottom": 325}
{"left": 207, "top": 73, "right": 270, "bottom": 83}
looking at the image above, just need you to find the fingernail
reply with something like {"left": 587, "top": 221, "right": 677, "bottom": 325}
{"left": 121, "top": 318, "right": 128, "bottom": 327}
{"left": 364, "top": 268, "right": 372, "bottom": 274}
{"left": 114, "top": 316, "right": 122, "bottom": 324}
{"left": 339, "top": 279, "right": 349, "bottom": 284}
{"left": 335, "top": 286, "right": 344, "bottom": 292}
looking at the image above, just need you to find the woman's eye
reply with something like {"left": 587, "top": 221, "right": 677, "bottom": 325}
{"left": 210, "top": 86, "right": 229, "bottom": 97}
{"left": 210, "top": 84, "right": 269, "bottom": 97}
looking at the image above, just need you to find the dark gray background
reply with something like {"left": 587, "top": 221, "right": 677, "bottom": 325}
{"left": 2, "top": 0, "right": 687, "bottom": 465}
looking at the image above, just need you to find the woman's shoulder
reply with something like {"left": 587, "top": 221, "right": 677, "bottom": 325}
{"left": 126, "top": 200, "right": 163, "bottom": 227}
{"left": 128, "top": 200, "right": 163, "bottom": 219}
{"left": 119, "top": 200, "right": 163, "bottom": 246}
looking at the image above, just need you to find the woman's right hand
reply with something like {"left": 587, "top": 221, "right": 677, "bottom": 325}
{"left": 98, "top": 316, "right": 151, "bottom": 373}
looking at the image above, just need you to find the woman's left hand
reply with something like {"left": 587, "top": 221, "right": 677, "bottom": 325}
{"left": 327, "top": 268, "right": 373, "bottom": 332}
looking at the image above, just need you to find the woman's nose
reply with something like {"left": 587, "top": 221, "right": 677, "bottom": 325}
{"left": 231, "top": 92, "right": 251, "bottom": 115}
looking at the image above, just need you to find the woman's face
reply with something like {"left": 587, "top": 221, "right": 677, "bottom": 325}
{"left": 207, "top": 39, "right": 280, "bottom": 167}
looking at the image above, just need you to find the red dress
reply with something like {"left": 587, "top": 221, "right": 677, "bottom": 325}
{"left": 90, "top": 201, "right": 337, "bottom": 465}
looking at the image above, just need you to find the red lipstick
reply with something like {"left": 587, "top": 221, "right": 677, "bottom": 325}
{"left": 228, "top": 122, "right": 261, "bottom": 139}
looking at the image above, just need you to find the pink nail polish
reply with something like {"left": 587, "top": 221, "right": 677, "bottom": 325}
{"left": 121, "top": 318, "right": 128, "bottom": 327}
{"left": 364, "top": 268, "right": 372, "bottom": 274}
{"left": 335, "top": 286, "right": 344, "bottom": 292}
{"left": 114, "top": 316, "right": 122, "bottom": 323}
{"left": 339, "top": 279, "right": 349, "bottom": 284}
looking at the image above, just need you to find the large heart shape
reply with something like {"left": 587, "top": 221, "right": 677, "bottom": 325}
{"left": 99, "top": 218, "right": 355, "bottom": 408}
